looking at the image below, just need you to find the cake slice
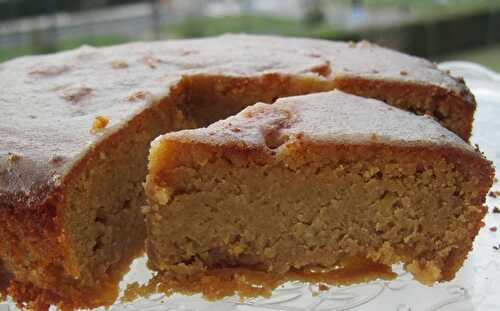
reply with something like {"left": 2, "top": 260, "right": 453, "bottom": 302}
{"left": 144, "top": 90, "right": 493, "bottom": 299}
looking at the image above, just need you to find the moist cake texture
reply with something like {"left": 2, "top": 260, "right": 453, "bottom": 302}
{"left": 144, "top": 90, "right": 493, "bottom": 299}
{"left": 0, "top": 34, "right": 480, "bottom": 310}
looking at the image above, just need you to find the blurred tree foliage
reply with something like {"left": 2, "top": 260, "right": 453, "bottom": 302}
{"left": 0, "top": 0, "right": 142, "bottom": 20}
{"left": 303, "top": 0, "right": 325, "bottom": 26}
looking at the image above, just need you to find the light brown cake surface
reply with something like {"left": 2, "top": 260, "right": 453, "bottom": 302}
{"left": 152, "top": 90, "right": 470, "bottom": 149}
{"left": 0, "top": 34, "right": 479, "bottom": 310}
{"left": 144, "top": 90, "right": 493, "bottom": 300}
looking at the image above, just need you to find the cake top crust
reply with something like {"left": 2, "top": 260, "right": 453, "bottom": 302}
{"left": 159, "top": 90, "right": 473, "bottom": 152}
{"left": 0, "top": 34, "right": 471, "bottom": 208}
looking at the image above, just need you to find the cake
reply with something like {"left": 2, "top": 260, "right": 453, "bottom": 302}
{"left": 143, "top": 90, "right": 493, "bottom": 299}
{"left": 0, "top": 34, "right": 480, "bottom": 310}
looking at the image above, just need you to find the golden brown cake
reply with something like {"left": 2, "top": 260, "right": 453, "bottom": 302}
{"left": 0, "top": 34, "right": 479, "bottom": 310}
{"left": 143, "top": 90, "right": 493, "bottom": 300}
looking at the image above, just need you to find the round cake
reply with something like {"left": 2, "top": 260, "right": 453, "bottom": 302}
{"left": 0, "top": 34, "right": 485, "bottom": 310}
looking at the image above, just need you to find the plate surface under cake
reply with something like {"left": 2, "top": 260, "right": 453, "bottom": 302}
{"left": 144, "top": 90, "right": 493, "bottom": 299}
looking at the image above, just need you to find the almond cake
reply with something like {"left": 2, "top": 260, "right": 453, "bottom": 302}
{"left": 0, "top": 34, "right": 484, "bottom": 310}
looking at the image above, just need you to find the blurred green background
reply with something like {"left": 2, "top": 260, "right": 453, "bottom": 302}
{"left": 1, "top": 0, "right": 500, "bottom": 70}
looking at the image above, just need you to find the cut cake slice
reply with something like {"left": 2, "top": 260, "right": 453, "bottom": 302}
{"left": 144, "top": 90, "right": 493, "bottom": 299}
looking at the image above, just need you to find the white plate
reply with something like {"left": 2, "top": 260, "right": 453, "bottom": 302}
{"left": 2, "top": 61, "right": 500, "bottom": 311}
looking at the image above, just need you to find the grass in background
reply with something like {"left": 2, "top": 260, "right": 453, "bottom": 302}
{"left": 437, "top": 44, "right": 500, "bottom": 72}
{"left": 0, "top": 35, "right": 129, "bottom": 63}
{"left": 359, "top": 0, "right": 500, "bottom": 20}
{"left": 0, "top": 45, "right": 37, "bottom": 62}
{"left": 163, "top": 14, "right": 341, "bottom": 39}
{"left": 164, "top": 15, "right": 301, "bottom": 38}
{"left": 58, "top": 35, "right": 130, "bottom": 50}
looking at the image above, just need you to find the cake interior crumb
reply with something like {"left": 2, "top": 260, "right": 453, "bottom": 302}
{"left": 143, "top": 141, "right": 487, "bottom": 299}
